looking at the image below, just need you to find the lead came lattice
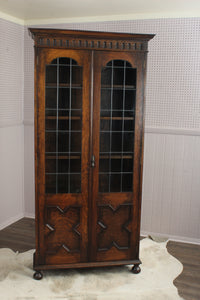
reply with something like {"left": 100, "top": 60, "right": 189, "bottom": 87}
{"left": 45, "top": 57, "right": 83, "bottom": 194}
{"left": 99, "top": 60, "right": 136, "bottom": 193}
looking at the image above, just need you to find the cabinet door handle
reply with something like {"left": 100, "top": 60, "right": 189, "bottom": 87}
{"left": 91, "top": 155, "right": 95, "bottom": 168}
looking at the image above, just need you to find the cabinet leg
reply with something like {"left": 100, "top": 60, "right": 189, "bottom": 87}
{"left": 33, "top": 270, "right": 43, "bottom": 280}
{"left": 131, "top": 264, "right": 141, "bottom": 274}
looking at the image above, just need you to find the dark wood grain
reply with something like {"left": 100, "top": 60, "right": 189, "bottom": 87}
{"left": 29, "top": 28, "right": 155, "bottom": 53}
{"left": 29, "top": 28, "right": 155, "bottom": 41}
{"left": 0, "top": 218, "right": 199, "bottom": 300}
{"left": 30, "top": 29, "right": 154, "bottom": 273}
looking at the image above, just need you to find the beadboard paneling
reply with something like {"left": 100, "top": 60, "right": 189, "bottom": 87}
{"left": 141, "top": 132, "right": 200, "bottom": 242}
{"left": 0, "top": 125, "right": 24, "bottom": 228}
{"left": 24, "top": 124, "right": 35, "bottom": 216}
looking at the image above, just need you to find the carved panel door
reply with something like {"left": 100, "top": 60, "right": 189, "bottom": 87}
{"left": 36, "top": 49, "right": 91, "bottom": 265}
{"left": 91, "top": 51, "right": 144, "bottom": 262}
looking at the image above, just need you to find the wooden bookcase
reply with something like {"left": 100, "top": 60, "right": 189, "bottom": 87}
{"left": 29, "top": 28, "right": 154, "bottom": 279}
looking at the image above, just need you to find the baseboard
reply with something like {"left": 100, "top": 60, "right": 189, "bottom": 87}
{"left": 141, "top": 230, "right": 200, "bottom": 245}
{"left": 0, "top": 213, "right": 24, "bottom": 230}
{"left": 23, "top": 213, "right": 35, "bottom": 219}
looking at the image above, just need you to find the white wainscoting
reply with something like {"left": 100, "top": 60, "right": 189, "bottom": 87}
{"left": 0, "top": 125, "right": 24, "bottom": 230}
{"left": 23, "top": 124, "right": 200, "bottom": 244}
{"left": 141, "top": 128, "right": 200, "bottom": 244}
{"left": 24, "top": 123, "right": 35, "bottom": 217}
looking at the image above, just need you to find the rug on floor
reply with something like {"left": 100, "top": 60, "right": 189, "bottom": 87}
{"left": 0, "top": 238, "right": 183, "bottom": 300}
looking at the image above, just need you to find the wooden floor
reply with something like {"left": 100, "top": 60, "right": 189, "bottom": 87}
{"left": 0, "top": 218, "right": 199, "bottom": 300}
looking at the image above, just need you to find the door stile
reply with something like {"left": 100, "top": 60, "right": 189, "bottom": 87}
{"left": 87, "top": 50, "right": 96, "bottom": 261}
{"left": 89, "top": 52, "right": 102, "bottom": 261}
{"left": 78, "top": 50, "right": 91, "bottom": 262}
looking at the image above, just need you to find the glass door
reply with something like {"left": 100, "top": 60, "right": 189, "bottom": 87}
{"left": 91, "top": 51, "right": 144, "bottom": 262}
{"left": 36, "top": 50, "right": 91, "bottom": 265}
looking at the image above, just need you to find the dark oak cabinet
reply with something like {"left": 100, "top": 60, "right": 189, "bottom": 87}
{"left": 29, "top": 28, "right": 154, "bottom": 279}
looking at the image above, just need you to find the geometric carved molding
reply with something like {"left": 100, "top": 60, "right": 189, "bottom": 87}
{"left": 97, "top": 204, "right": 132, "bottom": 251}
{"left": 34, "top": 37, "right": 147, "bottom": 52}
{"left": 29, "top": 29, "right": 154, "bottom": 54}
{"left": 45, "top": 205, "right": 81, "bottom": 255}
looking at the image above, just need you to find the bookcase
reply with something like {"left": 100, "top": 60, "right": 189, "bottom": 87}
{"left": 29, "top": 28, "right": 154, "bottom": 279}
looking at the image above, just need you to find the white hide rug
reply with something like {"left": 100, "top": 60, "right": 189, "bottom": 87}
{"left": 0, "top": 238, "right": 183, "bottom": 300}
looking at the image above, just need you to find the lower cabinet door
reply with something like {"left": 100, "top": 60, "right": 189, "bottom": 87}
{"left": 44, "top": 204, "right": 86, "bottom": 265}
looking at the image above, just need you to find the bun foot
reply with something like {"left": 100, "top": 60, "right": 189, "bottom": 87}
{"left": 33, "top": 270, "right": 43, "bottom": 280}
{"left": 131, "top": 264, "right": 141, "bottom": 274}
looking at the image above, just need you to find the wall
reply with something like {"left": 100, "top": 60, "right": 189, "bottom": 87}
{"left": 142, "top": 131, "right": 200, "bottom": 243}
{"left": 24, "top": 31, "right": 35, "bottom": 217}
{"left": 23, "top": 18, "right": 200, "bottom": 243}
{"left": 0, "top": 18, "right": 24, "bottom": 229}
